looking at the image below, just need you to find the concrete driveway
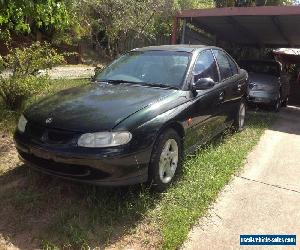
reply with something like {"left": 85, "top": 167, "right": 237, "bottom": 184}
{"left": 183, "top": 106, "right": 300, "bottom": 250}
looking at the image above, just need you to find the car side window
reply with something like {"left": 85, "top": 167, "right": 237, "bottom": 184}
{"left": 192, "top": 50, "right": 219, "bottom": 83}
{"left": 227, "top": 55, "right": 239, "bottom": 75}
{"left": 212, "top": 49, "right": 233, "bottom": 81}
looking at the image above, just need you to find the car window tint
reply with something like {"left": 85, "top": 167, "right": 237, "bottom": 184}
{"left": 213, "top": 49, "right": 233, "bottom": 80}
{"left": 193, "top": 50, "right": 219, "bottom": 83}
{"left": 227, "top": 55, "right": 239, "bottom": 75}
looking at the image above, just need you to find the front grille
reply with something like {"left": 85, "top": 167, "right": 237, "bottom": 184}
{"left": 47, "top": 130, "right": 75, "bottom": 144}
{"left": 25, "top": 122, "right": 78, "bottom": 145}
{"left": 25, "top": 122, "right": 44, "bottom": 138}
{"left": 20, "top": 152, "right": 110, "bottom": 180}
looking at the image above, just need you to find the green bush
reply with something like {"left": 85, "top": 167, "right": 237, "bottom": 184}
{"left": 0, "top": 75, "right": 50, "bottom": 110}
{"left": 0, "top": 42, "right": 65, "bottom": 111}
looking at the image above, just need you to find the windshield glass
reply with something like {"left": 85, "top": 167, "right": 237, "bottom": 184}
{"left": 239, "top": 61, "right": 280, "bottom": 77}
{"left": 95, "top": 50, "right": 191, "bottom": 88}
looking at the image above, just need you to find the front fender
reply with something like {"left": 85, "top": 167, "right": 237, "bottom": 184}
{"left": 117, "top": 100, "right": 194, "bottom": 153}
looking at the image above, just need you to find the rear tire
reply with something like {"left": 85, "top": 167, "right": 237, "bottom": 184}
{"left": 148, "top": 129, "right": 182, "bottom": 192}
{"left": 232, "top": 99, "right": 246, "bottom": 132}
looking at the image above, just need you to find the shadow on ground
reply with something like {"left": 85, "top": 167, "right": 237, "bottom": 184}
{"left": 247, "top": 104, "right": 300, "bottom": 136}
{"left": 0, "top": 164, "right": 160, "bottom": 249}
{"left": 270, "top": 106, "right": 300, "bottom": 135}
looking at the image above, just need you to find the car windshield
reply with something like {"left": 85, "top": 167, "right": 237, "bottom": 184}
{"left": 239, "top": 61, "right": 280, "bottom": 77}
{"left": 95, "top": 50, "right": 191, "bottom": 88}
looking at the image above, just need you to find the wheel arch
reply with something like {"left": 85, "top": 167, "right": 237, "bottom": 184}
{"left": 157, "top": 121, "right": 185, "bottom": 141}
{"left": 149, "top": 120, "right": 185, "bottom": 162}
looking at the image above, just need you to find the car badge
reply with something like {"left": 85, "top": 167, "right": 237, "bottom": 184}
{"left": 45, "top": 117, "right": 53, "bottom": 124}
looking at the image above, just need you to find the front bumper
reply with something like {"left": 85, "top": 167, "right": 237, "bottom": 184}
{"left": 14, "top": 131, "right": 151, "bottom": 186}
{"left": 247, "top": 90, "right": 278, "bottom": 104}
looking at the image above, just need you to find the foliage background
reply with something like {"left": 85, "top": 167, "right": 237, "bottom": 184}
{"left": 0, "top": 0, "right": 298, "bottom": 57}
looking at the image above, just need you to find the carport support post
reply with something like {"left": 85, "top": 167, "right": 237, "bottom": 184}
{"left": 171, "top": 17, "right": 179, "bottom": 44}
{"left": 180, "top": 19, "right": 187, "bottom": 44}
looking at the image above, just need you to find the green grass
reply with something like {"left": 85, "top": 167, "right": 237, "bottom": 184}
{"left": 157, "top": 113, "right": 276, "bottom": 249}
{"left": 0, "top": 79, "right": 276, "bottom": 249}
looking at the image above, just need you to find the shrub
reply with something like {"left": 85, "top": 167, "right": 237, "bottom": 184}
{"left": 0, "top": 75, "right": 50, "bottom": 110}
{"left": 0, "top": 42, "right": 65, "bottom": 111}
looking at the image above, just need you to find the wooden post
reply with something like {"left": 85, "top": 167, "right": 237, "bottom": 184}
{"left": 171, "top": 17, "right": 178, "bottom": 45}
{"left": 180, "top": 19, "right": 186, "bottom": 44}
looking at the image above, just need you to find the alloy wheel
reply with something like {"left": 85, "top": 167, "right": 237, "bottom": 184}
{"left": 239, "top": 102, "right": 246, "bottom": 129}
{"left": 158, "top": 139, "right": 179, "bottom": 184}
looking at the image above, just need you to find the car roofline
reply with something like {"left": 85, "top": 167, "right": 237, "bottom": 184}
{"left": 131, "top": 45, "right": 220, "bottom": 53}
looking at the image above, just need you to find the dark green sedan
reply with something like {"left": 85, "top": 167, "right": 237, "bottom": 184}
{"left": 14, "top": 45, "right": 248, "bottom": 191}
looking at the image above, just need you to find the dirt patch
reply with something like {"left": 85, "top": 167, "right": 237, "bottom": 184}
{"left": 0, "top": 134, "right": 14, "bottom": 154}
{"left": 106, "top": 219, "right": 162, "bottom": 250}
{"left": 0, "top": 236, "right": 19, "bottom": 250}
{"left": 0, "top": 134, "right": 19, "bottom": 174}
{"left": 0, "top": 135, "right": 161, "bottom": 250}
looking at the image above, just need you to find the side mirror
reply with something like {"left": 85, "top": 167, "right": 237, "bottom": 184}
{"left": 192, "top": 78, "right": 215, "bottom": 91}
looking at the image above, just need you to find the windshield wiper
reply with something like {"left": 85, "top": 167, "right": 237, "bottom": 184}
{"left": 95, "top": 79, "right": 179, "bottom": 90}
{"left": 142, "top": 82, "right": 179, "bottom": 90}
{"left": 96, "top": 79, "right": 142, "bottom": 85}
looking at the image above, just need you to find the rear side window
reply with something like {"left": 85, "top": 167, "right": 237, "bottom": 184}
{"left": 227, "top": 55, "right": 239, "bottom": 75}
{"left": 192, "top": 50, "right": 219, "bottom": 83}
{"left": 212, "top": 49, "right": 233, "bottom": 80}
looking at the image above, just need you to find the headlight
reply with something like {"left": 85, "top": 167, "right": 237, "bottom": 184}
{"left": 17, "top": 114, "right": 27, "bottom": 133}
{"left": 78, "top": 131, "right": 132, "bottom": 148}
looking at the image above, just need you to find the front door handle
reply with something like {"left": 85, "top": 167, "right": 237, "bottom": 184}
{"left": 219, "top": 91, "right": 225, "bottom": 102}
{"left": 237, "top": 83, "right": 242, "bottom": 91}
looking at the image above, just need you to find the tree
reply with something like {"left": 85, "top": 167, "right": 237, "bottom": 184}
{"left": 77, "top": 0, "right": 169, "bottom": 56}
{"left": 175, "top": 0, "right": 214, "bottom": 9}
{"left": 0, "top": 0, "right": 84, "bottom": 44}
{"left": 76, "top": 0, "right": 214, "bottom": 57}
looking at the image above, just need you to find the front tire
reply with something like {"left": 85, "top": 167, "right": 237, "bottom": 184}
{"left": 148, "top": 129, "right": 182, "bottom": 192}
{"left": 273, "top": 97, "right": 281, "bottom": 112}
{"left": 233, "top": 99, "right": 246, "bottom": 132}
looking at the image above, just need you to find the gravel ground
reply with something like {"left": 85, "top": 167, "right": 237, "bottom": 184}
{"left": 1, "top": 65, "right": 96, "bottom": 80}
{"left": 44, "top": 65, "right": 96, "bottom": 79}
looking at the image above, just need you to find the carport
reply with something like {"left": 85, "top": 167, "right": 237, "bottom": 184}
{"left": 171, "top": 6, "right": 300, "bottom": 106}
{"left": 171, "top": 6, "right": 300, "bottom": 48}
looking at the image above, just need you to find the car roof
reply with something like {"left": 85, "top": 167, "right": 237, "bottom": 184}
{"left": 132, "top": 44, "right": 216, "bottom": 53}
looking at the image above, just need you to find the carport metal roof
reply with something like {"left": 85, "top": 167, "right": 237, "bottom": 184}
{"left": 172, "top": 6, "right": 300, "bottom": 48}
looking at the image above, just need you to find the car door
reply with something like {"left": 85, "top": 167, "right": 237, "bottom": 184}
{"left": 212, "top": 49, "right": 243, "bottom": 123}
{"left": 184, "top": 49, "right": 224, "bottom": 151}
